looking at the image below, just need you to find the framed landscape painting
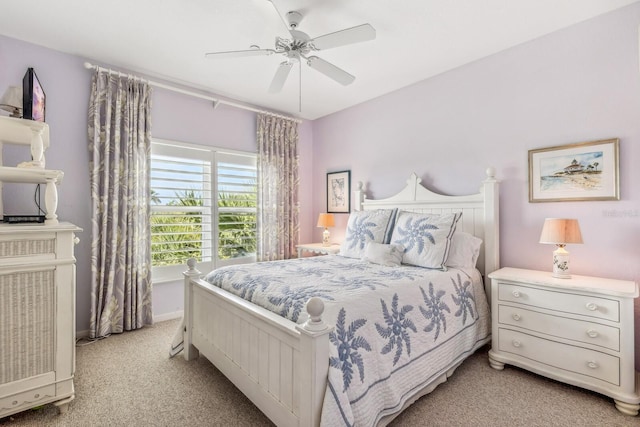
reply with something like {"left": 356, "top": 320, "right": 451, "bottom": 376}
{"left": 327, "top": 170, "right": 350, "bottom": 213}
{"left": 528, "top": 138, "right": 619, "bottom": 202}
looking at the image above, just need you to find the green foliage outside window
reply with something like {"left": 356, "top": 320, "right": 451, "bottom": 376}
{"left": 151, "top": 189, "right": 256, "bottom": 267}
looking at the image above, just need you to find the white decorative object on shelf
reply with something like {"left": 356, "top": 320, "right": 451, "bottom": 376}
{"left": 0, "top": 116, "right": 61, "bottom": 223}
{"left": 488, "top": 267, "right": 640, "bottom": 416}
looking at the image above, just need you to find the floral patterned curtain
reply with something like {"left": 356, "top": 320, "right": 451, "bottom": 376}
{"left": 256, "top": 114, "right": 300, "bottom": 261}
{"left": 88, "top": 69, "right": 153, "bottom": 339}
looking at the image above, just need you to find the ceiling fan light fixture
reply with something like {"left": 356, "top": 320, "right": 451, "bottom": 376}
{"left": 286, "top": 11, "right": 303, "bottom": 29}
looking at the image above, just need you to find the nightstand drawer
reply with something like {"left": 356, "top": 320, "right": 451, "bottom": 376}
{"left": 498, "top": 328, "right": 620, "bottom": 385}
{"left": 497, "top": 305, "right": 620, "bottom": 351}
{"left": 497, "top": 283, "right": 619, "bottom": 322}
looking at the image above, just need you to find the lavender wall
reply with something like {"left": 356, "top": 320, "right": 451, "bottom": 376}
{"left": 1, "top": 3, "right": 638, "bottom": 366}
{"left": 0, "top": 34, "right": 314, "bottom": 332}
{"left": 311, "top": 3, "right": 640, "bottom": 367}
{"left": 0, "top": 36, "right": 94, "bottom": 333}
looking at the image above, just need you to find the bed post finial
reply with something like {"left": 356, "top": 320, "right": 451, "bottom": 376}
{"left": 302, "top": 297, "right": 328, "bottom": 332}
{"left": 186, "top": 257, "right": 198, "bottom": 271}
{"left": 485, "top": 167, "right": 496, "bottom": 181}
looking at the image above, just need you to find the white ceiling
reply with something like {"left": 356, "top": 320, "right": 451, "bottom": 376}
{"left": 0, "top": 0, "right": 637, "bottom": 120}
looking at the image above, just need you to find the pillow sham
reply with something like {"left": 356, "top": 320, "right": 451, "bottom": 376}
{"left": 446, "top": 232, "right": 483, "bottom": 269}
{"left": 340, "top": 209, "right": 397, "bottom": 259}
{"left": 362, "top": 242, "right": 404, "bottom": 267}
{"left": 390, "top": 211, "right": 461, "bottom": 270}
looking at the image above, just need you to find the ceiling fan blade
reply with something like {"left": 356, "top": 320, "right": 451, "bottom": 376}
{"left": 268, "top": 61, "right": 294, "bottom": 93}
{"left": 306, "top": 56, "right": 355, "bottom": 86}
{"left": 309, "top": 24, "right": 376, "bottom": 50}
{"left": 205, "top": 49, "right": 275, "bottom": 59}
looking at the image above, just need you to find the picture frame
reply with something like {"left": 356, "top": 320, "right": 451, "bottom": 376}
{"left": 528, "top": 138, "right": 619, "bottom": 202}
{"left": 22, "top": 67, "right": 46, "bottom": 122}
{"left": 327, "top": 170, "right": 351, "bottom": 213}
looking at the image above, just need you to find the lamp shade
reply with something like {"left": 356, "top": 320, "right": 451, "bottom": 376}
{"left": 317, "top": 213, "right": 335, "bottom": 228}
{"left": 539, "top": 218, "right": 583, "bottom": 245}
{"left": 0, "top": 86, "right": 23, "bottom": 117}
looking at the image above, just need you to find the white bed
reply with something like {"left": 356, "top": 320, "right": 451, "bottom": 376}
{"left": 181, "top": 169, "right": 500, "bottom": 426}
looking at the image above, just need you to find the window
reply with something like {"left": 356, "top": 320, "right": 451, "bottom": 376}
{"left": 150, "top": 139, "right": 257, "bottom": 281}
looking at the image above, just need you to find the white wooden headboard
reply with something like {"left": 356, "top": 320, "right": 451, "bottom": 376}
{"left": 354, "top": 168, "right": 500, "bottom": 298}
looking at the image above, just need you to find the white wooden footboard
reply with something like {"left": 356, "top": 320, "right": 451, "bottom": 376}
{"left": 183, "top": 260, "right": 332, "bottom": 427}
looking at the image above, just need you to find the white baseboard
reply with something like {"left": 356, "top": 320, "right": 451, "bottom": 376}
{"left": 76, "top": 329, "right": 89, "bottom": 339}
{"left": 154, "top": 310, "right": 184, "bottom": 323}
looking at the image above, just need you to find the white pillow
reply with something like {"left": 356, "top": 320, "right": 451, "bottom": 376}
{"left": 362, "top": 242, "right": 404, "bottom": 267}
{"left": 446, "top": 232, "right": 483, "bottom": 269}
{"left": 390, "top": 211, "right": 461, "bottom": 270}
{"left": 340, "top": 209, "right": 397, "bottom": 259}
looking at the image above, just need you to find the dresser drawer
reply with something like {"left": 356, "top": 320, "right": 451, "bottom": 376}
{"left": 497, "top": 283, "right": 619, "bottom": 322}
{"left": 498, "top": 305, "right": 620, "bottom": 351}
{"left": 0, "top": 233, "right": 57, "bottom": 262}
{"left": 498, "top": 328, "right": 620, "bottom": 385}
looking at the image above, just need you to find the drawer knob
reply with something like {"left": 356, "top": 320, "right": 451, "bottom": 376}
{"left": 585, "top": 302, "right": 598, "bottom": 311}
{"left": 587, "top": 361, "right": 599, "bottom": 369}
{"left": 12, "top": 401, "right": 18, "bottom": 406}
{"left": 586, "top": 329, "right": 599, "bottom": 338}
{"left": 34, "top": 393, "right": 40, "bottom": 398}
{"left": 512, "top": 313, "right": 521, "bottom": 321}
{"left": 512, "top": 290, "right": 521, "bottom": 298}
{"left": 512, "top": 339, "right": 522, "bottom": 348}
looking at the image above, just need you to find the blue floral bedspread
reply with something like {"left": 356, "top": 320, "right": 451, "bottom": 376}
{"left": 203, "top": 255, "right": 491, "bottom": 426}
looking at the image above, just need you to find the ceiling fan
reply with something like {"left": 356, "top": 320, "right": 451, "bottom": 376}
{"left": 204, "top": 0, "right": 376, "bottom": 97}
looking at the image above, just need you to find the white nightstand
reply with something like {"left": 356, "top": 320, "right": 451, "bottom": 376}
{"left": 296, "top": 243, "right": 341, "bottom": 258}
{"left": 488, "top": 267, "right": 640, "bottom": 416}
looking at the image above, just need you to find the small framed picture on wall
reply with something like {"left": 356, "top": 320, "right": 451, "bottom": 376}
{"left": 327, "top": 170, "right": 350, "bottom": 213}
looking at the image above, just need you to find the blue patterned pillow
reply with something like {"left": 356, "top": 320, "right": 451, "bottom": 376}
{"left": 390, "top": 211, "right": 461, "bottom": 270}
{"left": 340, "top": 209, "right": 397, "bottom": 259}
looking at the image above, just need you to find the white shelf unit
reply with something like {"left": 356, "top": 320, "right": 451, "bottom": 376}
{"left": 0, "top": 116, "right": 62, "bottom": 224}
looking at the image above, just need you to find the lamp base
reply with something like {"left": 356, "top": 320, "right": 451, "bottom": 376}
{"left": 552, "top": 246, "right": 571, "bottom": 279}
{"left": 322, "top": 228, "right": 330, "bottom": 247}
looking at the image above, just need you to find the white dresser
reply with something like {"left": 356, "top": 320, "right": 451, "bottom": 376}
{"left": 0, "top": 222, "right": 81, "bottom": 418}
{"left": 488, "top": 267, "right": 640, "bottom": 416}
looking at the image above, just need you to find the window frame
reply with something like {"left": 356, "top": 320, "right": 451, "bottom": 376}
{"left": 151, "top": 138, "right": 257, "bottom": 283}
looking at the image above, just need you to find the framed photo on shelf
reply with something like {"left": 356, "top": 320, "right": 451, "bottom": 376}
{"left": 23, "top": 67, "right": 46, "bottom": 122}
{"left": 528, "top": 138, "right": 619, "bottom": 202}
{"left": 327, "top": 170, "right": 350, "bottom": 213}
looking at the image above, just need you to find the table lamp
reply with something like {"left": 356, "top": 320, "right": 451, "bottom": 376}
{"left": 0, "top": 86, "right": 22, "bottom": 118}
{"left": 539, "top": 218, "right": 583, "bottom": 278}
{"left": 317, "top": 213, "right": 335, "bottom": 247}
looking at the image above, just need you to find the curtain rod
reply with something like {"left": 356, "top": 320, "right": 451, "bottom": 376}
{"left": 83, "top": 62, "right": 302, "bottom": 123}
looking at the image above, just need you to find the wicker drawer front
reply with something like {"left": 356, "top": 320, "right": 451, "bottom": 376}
{"left": 0, "top": 236, "right": 55, "bottom": 259}
{"left": 497, "top": 305, "right": 620, "bottom": 351}
{"left": 497, "top": 283, "right": 619, "bottom": 322}
{"left": 498, "top": 328, "right": 620, "bottom": 385}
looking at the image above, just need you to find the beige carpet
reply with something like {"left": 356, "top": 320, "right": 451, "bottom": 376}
{"left": 0, "top": 318, "right": 636, "bottom": 426}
